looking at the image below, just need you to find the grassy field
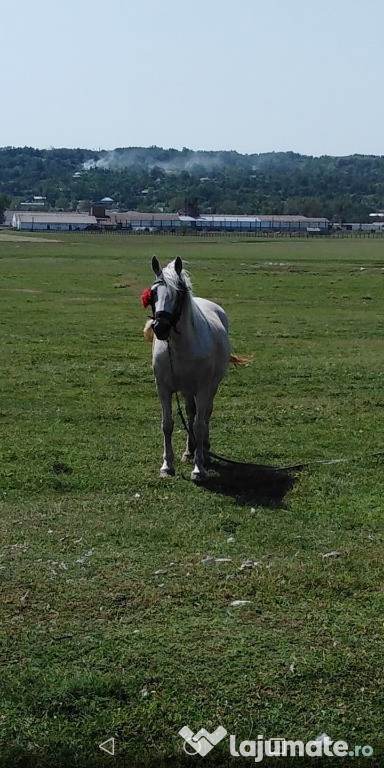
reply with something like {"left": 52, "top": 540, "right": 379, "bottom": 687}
{"left": 0, "top": 233, "right": 383, "bottom": 767}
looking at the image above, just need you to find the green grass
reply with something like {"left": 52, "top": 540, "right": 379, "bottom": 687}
{"left": 0, "top": 233, "right": 383, "bottom": 767}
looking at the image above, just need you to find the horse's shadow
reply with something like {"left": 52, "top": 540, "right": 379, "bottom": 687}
{"left": 198, "top": 458, "right": 299, "bottom": 508}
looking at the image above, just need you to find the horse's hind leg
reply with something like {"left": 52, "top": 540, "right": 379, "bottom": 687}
{"left": 181, "top": 395, "right": 195, "bottom": 462}
{"left": 157, "top": 386, "right": 175, "bottom": 477}
{"left": 203, "top": 393, "right": 215, "bottom": 465}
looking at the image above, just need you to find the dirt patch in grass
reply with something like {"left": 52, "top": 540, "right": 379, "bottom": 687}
{"left": 0, "top": 233, "right": 60, "bottom": 243}
{"left": 0, "top": 287, "right": 42, "bottom": 293}
{"left": 114, "top": 273, "right": 145, "bottom": 297}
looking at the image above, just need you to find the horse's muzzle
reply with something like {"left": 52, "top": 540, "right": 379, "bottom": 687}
{"left": 153, "top": 315, "right": 172, "bottom": 340}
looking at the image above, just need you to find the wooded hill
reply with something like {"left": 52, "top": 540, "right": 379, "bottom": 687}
{"left": 1, "top": 146, "right": 384, "bottom": 221}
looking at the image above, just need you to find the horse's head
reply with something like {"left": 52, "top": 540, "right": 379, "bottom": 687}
{"left": 147, "top": 256, "right": 185, "bottom": 340}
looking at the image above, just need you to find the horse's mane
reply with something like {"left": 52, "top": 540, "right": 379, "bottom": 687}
{"left": 162, "top": 259, "right": 212, "bottom": 333}
{"left": 162, "top": 260, "right": 193, "bottom": 293}
{"left": 162, "top": 260, "right": 205, "bottom": 327}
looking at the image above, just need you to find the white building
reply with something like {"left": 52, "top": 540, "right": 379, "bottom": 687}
{"left": 180, "top": 214, "right": 330, "bottom": 232}
{"left": 12, "top": 212, "right": 98, "bottom": 231}
{"left": 107, "top": 212, "right": 182, "bottom": 229}
{"left": 7, "top": 209, "right": 331, "bottom": 233}
{"left": 104, "top": 212, "right": 329, "bottom": 232}
{"left": 343, "top": 222, "right": 384, "bottom": 232}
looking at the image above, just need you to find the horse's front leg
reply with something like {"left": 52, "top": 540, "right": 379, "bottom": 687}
{"left": 191, "top": 389, "right": 211, "bottom": 480}
{"left": 157, "top": 386, "right": 175, "bottom": 477}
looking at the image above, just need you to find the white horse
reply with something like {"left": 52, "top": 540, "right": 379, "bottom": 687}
{"left": 143, "top": 256, "right": 236, "bottom": 480}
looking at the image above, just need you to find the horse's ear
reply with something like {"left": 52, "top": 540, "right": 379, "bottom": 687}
{"left": 152, "top": 256, "right": 161, "bottom": 276}
{"left": 175, "top": 256, "right": 182, "bottom": 276}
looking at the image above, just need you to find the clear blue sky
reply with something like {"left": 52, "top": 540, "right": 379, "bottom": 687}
{"left": 2, "top": 0, "right": 383, "bottom": 156}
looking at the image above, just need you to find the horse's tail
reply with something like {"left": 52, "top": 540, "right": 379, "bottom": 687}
{"left": 230, "top": 353, "right": 253, "bottom": 367}
{"left": 143, "top": 320, "right": 154, "bottom": 342}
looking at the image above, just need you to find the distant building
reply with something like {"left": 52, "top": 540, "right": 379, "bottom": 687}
{"left": 104, "top": 212, "right": 182, "bottom": 230}
{"left": 12, "top": 212, "right": 97, "bottom": 231}
{"left": 5, "top": 209, "right": 331, "bottom": 234}
{"left": 97, "top": 211, "right": 329, "bottom": 232}
{"left": 19, "top": 199, "right": 46, "bottom": 208}
{"left": 342, "top": 222, "right": 384, "bottom": 232}
{"left": 179, "top": 214, "right": 330, "bottom": 232}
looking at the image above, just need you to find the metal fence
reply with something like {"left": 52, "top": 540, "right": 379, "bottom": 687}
{"left": 77, "top": 228, "right": 384, "bottom": 239}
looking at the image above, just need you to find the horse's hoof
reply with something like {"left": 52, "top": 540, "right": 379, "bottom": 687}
{"left": 160, "top": 468, "right": 175, "bottom": 478}
{"left": 191, "top": 470, "right": 205, "bottom": 481}
{"left": 181, "top": 452, "right": 193, "bottom": 463}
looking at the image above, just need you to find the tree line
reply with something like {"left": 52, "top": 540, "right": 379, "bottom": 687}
{"left": 1, "top": 145, "right": 384, "bottom": 222}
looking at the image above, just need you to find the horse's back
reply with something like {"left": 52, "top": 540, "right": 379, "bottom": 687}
{"left": 194, "top": 297, "right": 229, "bottom": 333}
{"left": 194, "top": 296, "right": 231, "bottom": 382}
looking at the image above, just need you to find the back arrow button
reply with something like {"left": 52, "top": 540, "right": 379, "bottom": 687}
{"left": 99, "top": 737, "right": 115, "bottom": 755}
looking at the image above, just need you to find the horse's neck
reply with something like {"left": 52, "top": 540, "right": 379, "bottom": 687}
{"left": 172, "top": 294, "right": 202, "bottom": 348}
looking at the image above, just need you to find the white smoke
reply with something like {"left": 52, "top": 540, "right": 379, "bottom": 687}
{"left": 82, "top": 148, "right": 229, "bottom": 174}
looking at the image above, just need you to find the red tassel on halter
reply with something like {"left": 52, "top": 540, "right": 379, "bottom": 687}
{"left": 141, "top": 288, "right": 152, "bottom": 308}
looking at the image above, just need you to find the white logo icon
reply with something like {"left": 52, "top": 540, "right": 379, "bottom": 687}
{"left": 99, "top": 737, "right": 115, "bottom": 755}
{"left": 179, "top": 725, "right": 228, "bottom": 756}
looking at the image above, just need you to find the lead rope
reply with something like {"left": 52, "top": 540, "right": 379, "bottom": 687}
{"left": 166, "top": 341, "right": 384, "bottom": 473}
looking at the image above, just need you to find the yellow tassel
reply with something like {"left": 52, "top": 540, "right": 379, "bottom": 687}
{"left": 230, "top": 353, "right": 253, "bottom": 367}
{"left": 143, "top": 320, "right": 154, "bottom": 342}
